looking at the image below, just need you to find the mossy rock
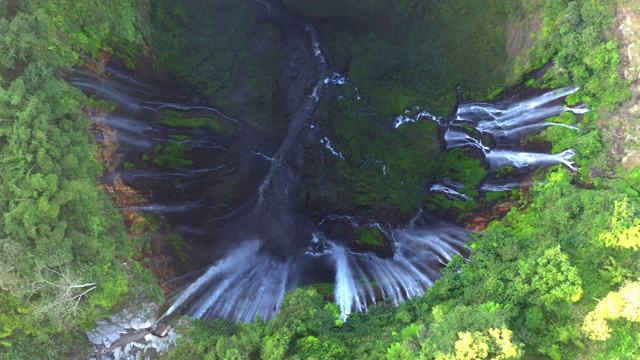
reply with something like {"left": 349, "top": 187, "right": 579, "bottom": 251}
{"left": 161, "top": 109, "right": 235, "bottom": 136}
{"left": 355, "top": 227, "right": 385, "bottom": 247}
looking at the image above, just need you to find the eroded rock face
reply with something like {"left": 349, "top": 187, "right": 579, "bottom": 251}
{"left": 615, "top": 7, "right": 640, "bottom": 85}
{"left": 599, "top": 5, "right": 640, "bottom": 169}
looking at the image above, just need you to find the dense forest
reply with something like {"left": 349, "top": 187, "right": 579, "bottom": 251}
{"left": 1, "top": 0, "right": 639, "bottom": 359}
{"left": 0, "top": 1, "right": 162, "bottom": 358}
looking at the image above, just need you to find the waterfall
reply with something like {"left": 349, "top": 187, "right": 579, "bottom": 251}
{"left": 78, "top": 61, "right": 587, "bottom": 322}
{"left": 160, "top": 240, "right": 290, "bottom": 323}
{"left": 330, "top": 222, "right": 470, "bottom": 319}
{"left": 486, "top": 149, "right": 578, "bottom": 171}
{"left": 451, "top": 86, "right": 584, "bottom": 153}
{"left": 430, "top": 183, "right": 472, "bottom": 202}
{"left": 70, "top": 0, "right": 588, "bottom": 325}
{"left": 119, "top": 202, "right": 206, "bottom": 213}
{"left": 399, "top": 85, "right": 588, "bottom": 197}
{"left": 332, "top": 244, "right": 366, "bottom": 320}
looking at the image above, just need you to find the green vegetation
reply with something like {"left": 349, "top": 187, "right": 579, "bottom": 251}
{"left": 284, "top": 0, "right": 530, "bottom": 116}
{"left": 309, "top": 0, "right": 630, "bottom": 221}
{"left": 529, "top": 0, "right": 630, "bottom": 108}
{"left": 166, "top": 164, "right": 640, "bottom": 359}
{"left": 86, "top": 96, "right": 117, "bottom": 112}
{"left": 355, "top": 227, "right": 385, "bottom": 247}
{"left": 161, "top": 109, "right": 235, "bottom": 136}
{"left": 147, "top": 1, "right": 255, "bottom": 94}
{"left": 0, "top": 1, "right": 161, "bottom": 358}
{"left": 439, "top": 149, "right": 488, "bottom": 198}
{"left": 147, "top": 0, "right": 286, "bottom": 126}
{"left": 153, "top": 142, "right": 193, "bottom": 169}
{"left": 496, "top": 165, "right": 515, "bottom": 178}
{"left": 314, "top": 92, "right": 442, "bottom": 216}
{"left": 484, "top": 191, "right": 509, "bottom": 202}
{"left": 538, "top": 110, "right": 607, "bottom": 181}
{"left": 165, "top": 234, "right": 191, "bottom": 265}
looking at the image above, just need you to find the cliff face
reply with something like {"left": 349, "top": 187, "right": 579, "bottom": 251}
{"left": 600, "top": 5, "right": 640, "bottom": 169}
{"left": 102, "top": 1, "right": 556, "bottom": 261}
{"left": 83, "top": 1, "right": 640, "bottom": 359}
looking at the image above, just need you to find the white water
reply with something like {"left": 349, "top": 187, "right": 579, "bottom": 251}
{"left": 73, "top": 1, "right": 589, "bottom": 325}
{"left": 430, "top": 183, "right": 471, "bottom": 201}
{"left": 486, "top": 149, "right": 578, "bottom": 171}
{"left": 394, "top": 86, "right": 586, "bottom": 199}
{"left": 443, "top": 128, "right": 490, "bottom": 152}
{"left": 457, "top": 85, "right": 578, "bottom": 127}
{"left": 120, "top": 203, "right": 205, "bottom": 213}
{"left": 395, "top": 110, "right": 444, "bottom": 128}
{"left": 139, "top": 101, "right": 238, "bottom": 123}
{"left": 70, "top": 69, "right": 237, "bottom": 123}
{"left": 160, "top": 220, "right": 470, "bottom": 323}
{"left": 160, "top": 240, "right": 289, "bottom": 322}
{"left": 485, "top": 122, "right": 578, "bottom": 142}
{"left": 79, "top": 59, "right": 589, "bottom": 324}
{"left": 453, "top": 86, "right": 583, "bottom": 151}
{"left": 395, "top": 86, "right": 585, "bottom": 174}
{"left": 323, "top": 72, "right": 362, "bottom": 100}
{"left": 321, "top": 137, "right": 345, "bottom": 159}
{"left": 89, "top": 114, "right": 159, "bottom": 136}
{"left": 332, "top": 244, "right": 366, "bottom": 320}
{"left": 170, "top": 138, "right": 225, "bottom": 150}
{"left": 481, "top": 182, "right": 534, "bottom": 192}
{"left": 330, "top": 222, "right": 469, "bottom": 319}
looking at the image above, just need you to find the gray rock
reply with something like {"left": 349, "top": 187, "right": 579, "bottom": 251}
{"left": 110, "top": 313, "right": 131, "bottom": 330}
{"left": 86, "top": 330, "right": 104, "bottom": 345}
{"left": 129, "top": 317, "right": 153, "bottom": 330}
{"left": 86, "top": 302, "right": 176, "bottom": 359}
{"left": 87, "top": 321, "right": 125, "bottom": 348}
{"left": 160, "top": 325, "right": 172, "bottom": 337}
{"left": 105, "top": 325, "right": 124, "bottom": 343}
{"left": 112, "top": 346, "right": 122, "bottom": 359}
{"left": 152, "top": 328, "right": 181, "bottom": 354}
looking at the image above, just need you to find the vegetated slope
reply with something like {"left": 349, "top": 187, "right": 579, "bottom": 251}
{"left": 0, "top": 1, "right": 162, "bottom": 358}
{"left": 164, "top": 1, "right": 640, "bottom": 359}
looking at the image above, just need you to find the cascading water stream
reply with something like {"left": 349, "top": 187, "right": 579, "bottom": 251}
{"left": 329, "top": 222, "right": 470, "bottom": 319}
{"left": 407, "top": 86, "right": 587, "bottom": 196}
{"left": 430, "top": 182, "right": 471, "bottom": 201}
{"left": 452, "top": 85, "right": 584, "bottom": 151}
{"left": 486, "top": 149, "right": 578, "bottom": 171}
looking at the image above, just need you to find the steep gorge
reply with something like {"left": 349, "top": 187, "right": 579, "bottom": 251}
{"left": 73, "top": 0, "right": 593, "bottom": 326}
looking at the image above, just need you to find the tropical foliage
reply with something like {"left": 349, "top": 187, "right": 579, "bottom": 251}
{"left": 0, "top": 1, "right": 160, "bottom": 358}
